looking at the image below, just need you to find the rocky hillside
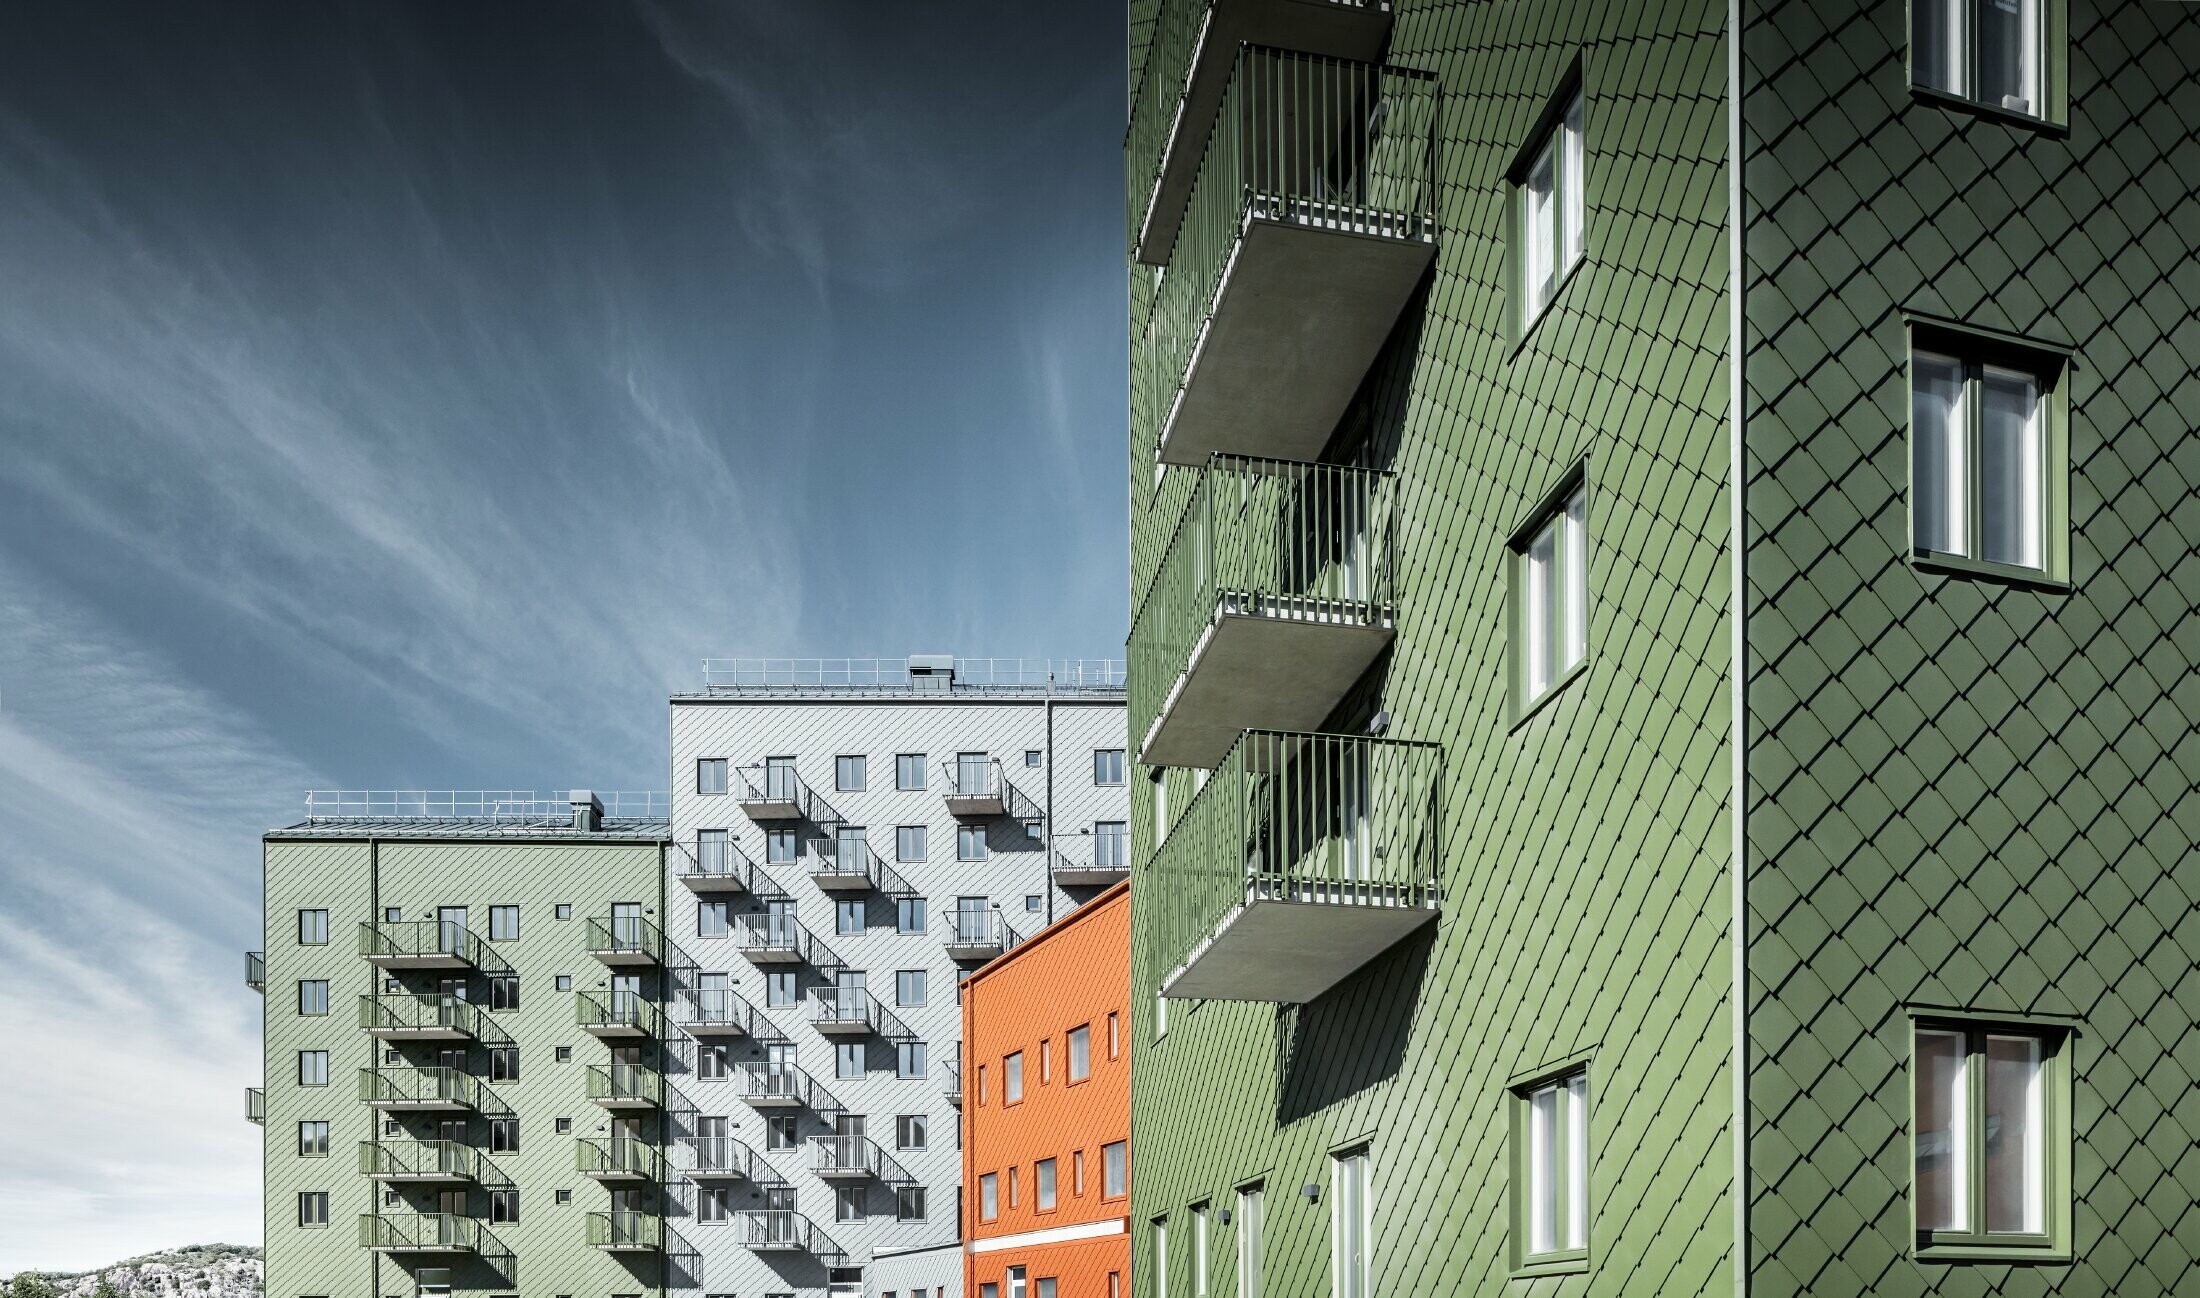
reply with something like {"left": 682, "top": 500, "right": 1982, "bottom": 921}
{"left": 7, "top": 1246, "right": 261, "bottom": 1298}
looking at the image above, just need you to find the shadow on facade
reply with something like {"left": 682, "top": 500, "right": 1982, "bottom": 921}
{"left": 1273, "top": 923, "right": 1433, "bottom": 1123}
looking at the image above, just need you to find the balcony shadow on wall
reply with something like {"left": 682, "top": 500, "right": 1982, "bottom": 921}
{"left": 1273, "top": 923, "right": 1434, "bottom": 1123}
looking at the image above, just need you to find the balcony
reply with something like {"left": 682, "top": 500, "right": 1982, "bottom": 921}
{"left": 359, "top": 919, "right": 499, "bottom": 972}
{"left": 245, "top": 951, "right": 264, "bottom": 993}
{"left": 246, "top": 1086, "right": 265, "bottom": 1125}
{"left": 810, "top": 987, "right": 913, "bottom": 1040}
{"left": 1143, "top": 47, "right": 1437, "bottom": 469}
{"left": 576, "top": 989, "right": 663, "bottom": 1040}
{"left": 941, "top": 907, "right": 1021, "bottom": 962}
{"left": 1150, "top": 729, "right": 1441, "bottom": 1003}
{"left": 1053, "top": 841, "right": 1130, "bottom": 888}
{"left": 1133, "top": 456, "right": 1398, "bottom": 768}
{"left": 735, "top": 1061, "right": 840, "bottom": 1114}
{"left": 677, "top": 836, "right": 779, "bottom": 895}
{"left": 584, "top": 915, "right": 664, "bottom": 966}
{"left": 1127, "top": 0, "right": 1395, "bottom": 265}
{"left": 672, "top": 986, "right": 775, "bottom": 1039}
{"left": 673, "top": 1135, "right": 774, "bottom": 1183}
{"left": 358, "top": 1065, "right": 484, "bottom": 1113}
{"left": 740, "top": 1209, "right": 838, "bottom": 1256}
{"left": 810, "top": 1134, "right": 914, "bottom": 1183}
{"left": 585, "top": 1209, "right": 662, "bottom": 1253}
{"left": 359, "top": 992, "right": 506, "bottom": 1043}
{"left": 733, "top": 913, "right": 839, "bottom": 968}
{"left": 940, "top": 757, "right": 1008, "bottom": 817}
{"left": 585, "top": 1062, "right": 664, "bottom": 1111}
{"left": 940, "top": 1056, "right": 962, "bottom": 1107}
{"left": 360, "top": 1138, "right": 478, "bottom": 1185}
{"left": 738, "top": 766, "right": 838, "bottom": 825}
{"left": 810, "top": 835, "right": 913, "bottom": 896}
{"left": 576, "top": 1136, "right": 665, "bottom": 1184}
{"left": 359, "top": 1212, "right": 491, "bottom": 1254}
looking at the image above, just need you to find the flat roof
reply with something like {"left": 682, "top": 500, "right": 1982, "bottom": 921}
{"left": 266, "top": 817, "right": 669, "bottom": 841}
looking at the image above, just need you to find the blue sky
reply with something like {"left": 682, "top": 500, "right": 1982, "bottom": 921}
{"left": 0, "top": 2, "right": 1127, "bottom": 1269}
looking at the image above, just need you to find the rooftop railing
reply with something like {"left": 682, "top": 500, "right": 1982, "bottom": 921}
{"left": 303, "top": 790, "right": 667, "bottom": 820}
{"left": 696, "top": 658, "right": 1125, "bottom": 694}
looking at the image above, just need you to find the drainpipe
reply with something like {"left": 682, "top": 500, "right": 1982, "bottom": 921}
{"left": 1045, "top": 675, "right": 1056, "bottom": 925}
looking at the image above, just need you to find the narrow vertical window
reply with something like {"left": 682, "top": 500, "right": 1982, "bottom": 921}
{"left": 1236, "top": 1185, "right": 1263, "bottom": 1298}
{"left": 1512, "top": 1070, "right": 1589, "bottom": 1271}
{"left": 1192, "top": 1203, "right": 1210, "bottom": 1295}
{"left": 1104, "top": 1141, "right": 1128, "bottom": 1198}
{"left": 1068, "top": 1025, "right": 1091, "bottom": 1081}
{"left": 981, "top": 1172, "right": 999, "bottom": 1221}
{"left": 1004, "top": 1052, "right": 1024, "bottom": 1103}
{"left": 1037, "top": 1158, "right": 1058, "bottom": 1211}
{"left": 1153, "top": 1219, "right": 1169, "bottom": 1298}
{"left": 1511, "top": 479, "right": 1589, "bottom": 713}
{"left": 1514, "top": 88, "right": 1585, "bottom": 331}
{"left": 1330, "top": 1149, "right": 1369, "bottom": 1298}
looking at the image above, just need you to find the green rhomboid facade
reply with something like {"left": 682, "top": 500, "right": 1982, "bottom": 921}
{"left": 259, "top": 819, "right": 671, "bottom": 1298}
{"left": 1124, "top": 3, "right": 2198, "bottom": 1298}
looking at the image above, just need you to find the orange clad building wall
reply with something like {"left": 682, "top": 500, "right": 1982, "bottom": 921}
{"left": 962, "top": 880, "right": 1131, "bottom": 1298}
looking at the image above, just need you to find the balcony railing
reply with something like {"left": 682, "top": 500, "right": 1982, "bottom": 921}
{"left": 940, "top": 907, "right": 1021, "bottom": 961}
{"left": 735, "top": 1061, "right": 840, "bottom": 1113}
{"left": 359, "top": 920, "right": 504, "bottom": 971}
{"left": 673, "top": 986, "right": 775, "bottom": 1039}
{"left": 1150, "top": 729, "right": 1442, "bottom": 1003}
{"left": 738, "top": 766, "right": 840, "bottom": 825}
{"left": 584, "top": 1062, "right": 665, "bottom": 1109}
{"left": 940, "top": 1055, "right": 962, "bottom": 1106}
{"left": 1126, "top": 0, "right": 1394, "bottom": 263}
{"left": 576, "top": 989, "right": 662, "bottom": 1038}
{"left": 1132, "top": 455, "right": 1399, "bottom": 767}
{"left": 740, "top": 1208, "right": 838, "bottom": 1255}
{"left": 585, "top": 1209, "right": 663, "bottom": 1252}
{"left": 809, "top": 987, "right": 914, "bottom": 1040}
{"left": 675, "top": 1135, "right": 773, "bottom": 1182}
{"left": 1144, "top": 47, "right": 1437, "bottom": 467}
{"left": 733, "top": 913, "right": 840, "bottom": 968}
{"left": 576, "top": 1136, "right": 665, "bottom": 1182}
{"left": 810, "top": 1134, "right": 913, "bottom": 1183}
{"left": 359, "top": 1212, "right": 486, "bottom": 1252}
{"left": 359, "top": 992, "right": 507, "bottom": 1043}
{"left": 584, "top": 915, "right": 664, "bottom": 965}
{"left": 677, "top": 835, "right": 780, "bottom": 895}
{"left": 939, "top": 757, "right": 1008, "bottom": 818}
{"left": 360, "top": 1138, "right": 478, "bottom": 1182}
{"left": 811, "top": 834, "right": 913, "bottom": 896}
{"left": 1053, "top": 841, "right": 1131, "bottom": 887}
{"left": 357, "top": 1065, "right": 487, "bottom": 1112}
{"left": 245, "top": 951, "right": 264, "bottom": 993}
{"left": 246, "top": 1086, "right": 265, "bottom": 1124}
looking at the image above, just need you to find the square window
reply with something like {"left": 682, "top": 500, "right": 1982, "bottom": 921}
{"left": 1509, "top": 1071, "right": 1588, "bottom": 1273}
{"left": 1509, "top": 478, "right": 1589, "bottom": 716}
{"left": 555, "top": 1046, "right": 571, "bottom": 1063}
{"left": 297, "top": 980, "right": 329, "bottom": 1016}
{"left": 555, "top": 1189, "right": 572, "bottom": 1205}
{"left": 1511, "top": 86, "right": 1584, "bottom": 334}
{"left": 897, "top": 825, "right": 928, "bottom": 862}
{"left": 766, "top": 1115, "right": 798, "bottom": 1150}
{"left": 489, "top": 1190, "right": 518, "bottom": 1224}
{"left": 555, "top": 974, "right": 573, "bottom": 992}
{"left": 296, "top": 910, "right": 328, "bottom": 945}
{"left": 1093, "top": 749, "right": 1126, "bottom": 785}
{"left": 297, "top": 1121, "right": 329, "bottom": 1157}
{"left": 837, "top": 755, "right": 868, "bottom": 791}
{"left": 897, "top": 1185, "right": 928, "bottom": 1222}
{"left": 1024, "top": 894, "right": 1042, "bottom": 913}
{"left": 696, "top": 758, "right": 729, "bottom": 795}
{"left": 554, "top": 903, "right": 573, "bottom": 921}
{"left": 1909, "top": 331, "right": 2067, "bottom": 583}
{"left": 896, "top": 969, "right": 927, "bottom": 1007}
{"left": 488, "top": 905, "right": 519, "bottom": 941}
{"left": 1912, "top": 1018, "right": 2069, "bottom": 1258}
{"left": 1913, "top": 0, "right": 2055, "bottom": 118}
{"left": 1025, "top": 750, "right": 1043, "bottom": 768}
{"left": 896, "top": 754, "right": 927, "bottom": 790}
{"left": 897, "top": 897, "right": 928, "bottom": 934}
{"left": 698, "top": 1185, "right": 730, "bottom": 1223}
{"left": 298, "top": 1192, "right": 329, "bottom": 1227}
{"left": 383, "top": 906, "right": 401, "bottom": 923}
{"left": 767, "top": 828, "right": 800, "bottom": 865}
{"left": 897, "top": 1114, "right": 928, "bottom": 1150}
{"left": 958, "top": 826, "right": 988, "bottom": 862}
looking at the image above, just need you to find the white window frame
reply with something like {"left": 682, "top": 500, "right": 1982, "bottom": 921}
{"left": 1911, "top": 0, "right": 2049, "bottom": 117}
{"left": 1236, "top": 1185, "right": 1264, "bottom": 1298}
{"left": 696, "top": 758, "right": 729, "bottom": 795}
{"left": 1510, "top": 1070, "right": 1589, "bottom": 1273}
{"left": 1514, "top": 88, "right": 1585, "bottom": 333}
{"left": 1510, "top": 477, "right": 1589, "bottom": 717}
{"left": 958, "top": 825, "right": 988, "bottom": 862}
{"left": 837, "top": 754, "right": 867, "bottom": 791}
{"left": 1910, "top": 339, "right": 2061, "bottom": 580}
{"left": 1330, "top": 1149, "right": 1369, "bottom": 1298}
{"left": 896, "top": 753, "right": 926, "bottom": 790}
{"left": 1093, "top": 749, "right": 1126, "bottom": 785}
{"left": 1067, "top": 1025, "right": 1091, "bottom": 1082}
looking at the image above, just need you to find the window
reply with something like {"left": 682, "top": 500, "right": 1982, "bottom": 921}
{"left": 298, "top": 1051, "right": 328, "bottom": 1086}
{"left": 700, "top": 1043, "right": 730, "bottom": 1080}
{"left": 766, "top": 827, "right": 799, "bottom": 864}
{"left": 1006, "top": 1269, "right": 1027, "bottom": 1298}
{"left": 1009, "top": 1166, "right": 1021, "bottom": 1207}
{"left": 1914, "top": 1021, "right": 2068, "bottom": 1256}
{"left": 1913, "top": 0, "right": 2054, "bottom": 118}
{"left": 489, "top": 1118, "right": 518, "bottom": 1153}
{"left": 555, "top": 1117, "right": 572, "bottom": 1134}
{"left": 1193, "top": 1202, "right": 1210, "bottom": 1295}
{"left": 958, "top": 826, "right": 988, "bottom": 862}
{"left": 697, "top": 758, "right": 729, "bottom": 795}
{"left": 1104, "top": 1141, "right": 1127, "bottom": 1198}
{"left": 1022, "top": 818, "right": 1043, "bottom": 842}
{"left": 1108, "top": 1012, "right": 1122, "bottom": 1059}
{"left": 488, "top": 905, "right": 519, "bottom": 941}
{"left": 978, "top": 1065, "right": 988, "bottom": 1106}
{"left": 698, "top": 1186, "right": 730, "bottom": 1223}
{"left": 1041, "top": 1039, "right": 1053, "bottom": 1083}
{"left": 489, "top": 1046, "right": 518, "bottom": 1082}
{"left": 893, "top": 825, "right": 928, "bottom": 863}
{"left": 383, "top": 906, "right": 401, "bottom": 922}
{"left": 834, "top": 898, "right": 862, "bottom": 936}
{"left": 1093, "top": 749, "right": 1126, "bottom": 785}
{"left": 1237, "top": 1185, "right": 1264, "bottom": 1298}
{"left": 1153, "top": 1219, "right": 1169, "bottom": 1298}
{"left": 1025, "top": 750, "right": 1043, "bottom": 768}
{"left": 554, "top": 903, "right": 572, "bottom": 921}
{"left": 696, "top": 828, "right": 728, "bottom": 873}
{"left": 297, "top": 980, "right": 328, "bottom": 1016}
{"left": 1037, "top": 1281, "right": 1056, "bottom": 1298}
{"left": 897, "top": 1114, "right": 928, "bottom": 1150}
{"left": 1156, "top": 992, "right": 1168, "bottom": 1040}
{"left": 837, "top": 1042, "right": 864, "bottom": 1079}
{"left": 1037, "top": 1158, "right": 1058, "bottom": 1211}
{"left": 489, "top": 974, "right": 519, "bottom": 1010}
{"left": 837, "top": 755, "right": 868, "bottom": 791}
{"left": 898, "top": 1041, "right": 928, "bottom": 1080}
{"left": 897, "top": 1186, "right": 928, "bottom": 1222}
{"left": 298, "top": 1192, "right": 328, "bottom": 1227}
{"left": 489, "top": 1189, "right": 518, "bottom": 1224}
{"left": 1910, "top": 334, "right": 2066, "bottom": 581}
{"left": 1025, "top": 894, "right": 1043, "bottom": 913}
{"left": 895, "top": 970, "right": 926, "bottom": 1006}
{"left": 1095, "top": 822, "right": 1128, "bottom": 869}
{"left": 297, "top": 1121, "right": 329, "bottom": 1157}
{"left": 1512, "top": 86, "right": 1584, "bottom": 331}
{"left": 1073, "top": 1149, "right": 1086, "bottom": 1195}
{"left": 766, "top": 1114, "right": 798, "bottom": 1150}
{"left": 1510, "top": 1071, "right": 1588, "bottom": 1272}
{"left": 1068, "top": 1025, "right": 1091, "bottom": 1081}
{"left": 698, "top": 900, "right": 731, "bottom": 938}
{"left": 297, "top": 910, "right": 328, "bottom": 945}
{"left": 757, "top": 970, "right": 793, "bottom": 1007}
{"left": 1151, "top": 769, "right": 1169, "bottom": 849}
{"left": 1510, "top": 478, "right": 1589, "bottom": 713}
{"left": 554, "top": 974, "right": 572, "bottom": 992}
{"left": 981, "top": 1173, "right": 999, "bottom": 1221}
{"left": 555, "top": 1188, "right": 572, "bottom": 1204}
{"left": 1332, "top": 1149, "right": 1370, "bottom": 1298}
{"left": 896, "top": 754, "right": 926, "bottom": 790}
{"left": 1004, "top": 1052, "right": 1024, "bottom": 1103}
{"left": 897, "top": 897, "right": 928, "bottom": 934}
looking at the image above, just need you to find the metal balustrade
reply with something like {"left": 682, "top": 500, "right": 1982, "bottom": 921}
{"left": 246, "top": 1087, "right": 265, "bottom": 1124}
{"left": 359, "top": 1212, "right": 486, "bottom": 1253}
{"left": 941, "top": 1056, "right": 962, "bottom": 1106}
{"left": 576, "top": 989, "right": 663, "bottom": 1039}
{"left": 809, "top": 1134, "right": 912, "bottom": 1183}
{"left": 584, "top": 914, "right": 665, "bottom": 965}
{"left": 733, "top": 912, "right": 840, "bottom": 968}
{"left": 360, "top": 1138, "right": 478, "bottom": 1183}
{"left": 359, "top": 992, "right": 507, "bottom": 1043}
{"left": 940, "top": 906, "right": 1021, "bottom": 961}
{"left": 737, "top": 764, "right": 840, "bottom": 825}
{"left": 245, "top": 951, "right": 264, "bottom": 992}
{"left": 576, "top": 1136, "right": 664, "bottom": 1183}
{"left": 1132, "top": 455, "right": 1399, "bottom": 767}
{"left": 675, "top": 1135, "right": 773, "bottom": 1182}
{"left": 1149, "top": 729, "right": 1442, "bottom": 1003}
{"left": 358, "top": 919, "right": 504, "bottom": 971}
{"left": 698, "top": 658, "right": 1124, "bottom": 693}
{"left": 676, "top": 835, "right": 778, "bottom": 895}
{"left": 809, "top": 987, "right": 914, "bottom": 1040}
{"left": 357, "top": 1065, "right": 485, "bottom": 1112}
{"left": 585, "top": 1209, "right": 663, "bottom": 1251}
{"left": 739, "top": 1208, "right": 838, "bottom": 1255}
{"left": 735, "top": 1061, "right": 840, "bottom": 1113}
{"left": 584, "top": 1062, "right": 665, "bottom": 1110}
{"left": 673, "top": 986, "right": 774, "bottom": 1039}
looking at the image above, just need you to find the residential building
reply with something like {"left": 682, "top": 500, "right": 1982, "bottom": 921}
{"left": 1125, "top": 3, "right": 2197, "bottom": 1297}
{"left": 666, "top": 656, "right": 1129, "bottom": 1297}
{"left": 252, "top": 790, "right": 672, "bottom": 1298}
{"left": 962, "top": 881, "right": 1131, "bottom": 1298}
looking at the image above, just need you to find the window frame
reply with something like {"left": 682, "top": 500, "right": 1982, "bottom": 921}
{"left": 1003, "top": 1051, "right": 1024, "bottom": 1105}
{"left": 1506, "top": 463, "right": 1592, "bottom": 725}
{"left": 897, "top": 824, "right": 927, "bottom": 863}
{"left": 487, "top": 905, "right": 519, "bottom": 941}
{"left": 837, "top": 754, "right": 868, "bottom": 792}
{"left": 297, "top": 1120, "right": 329, "bottom": 1158}
{"left": 296, "top": 909, "right": 328, "bottom": 945}
{"left": 696, "top": 758, "right": 729, "bottom": 796}
{"left": 1507, "top": 1065, "right": 1590, "bottom": 1276}
{"left": 1908, "top": 0, "right": 2068, "bottom": 129}
{"left": 1103, "top": 1140, "right": 1128, "bottom": 1199}
{"left": 1067, "top": 1024, "right": 1092, "bottom": 1083}
{"left": 958, "top": 825, "right": 989, "bottom": 863}
{"left": 1036, "top": 1157, "right": 1059, "bottom": 1213}
{"left": 297, "top": 979, "right": 329, "bottom": 1016}
{"left": 1505, "top": 61, "right": 1587, "bottom": 346}
{"left": 896, "top": 753, "right": 927, "bottom": 791}
{"left": 1093, "top": 749, "right": 1126, "bottom": 786}
{"left": 1329, "top": 1147, "right": 1370, "bottom": 1298}
{"left": 1906, "top": 318, "right": 2071, "bottom": 589}
{"left": 1909, "top": 1012, "right": 2074, "bottom": 1262}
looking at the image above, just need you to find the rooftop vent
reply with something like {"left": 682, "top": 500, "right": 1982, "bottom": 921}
{"left": 907, "top": 655, "right": 955, "bottom": 692}
{"left": 569, "top": 790, "right": 604, "bottom": 831}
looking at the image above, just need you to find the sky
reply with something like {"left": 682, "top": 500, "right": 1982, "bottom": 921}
{"left": 0, "top": 2, "right": 1128, "bottom": 1271}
